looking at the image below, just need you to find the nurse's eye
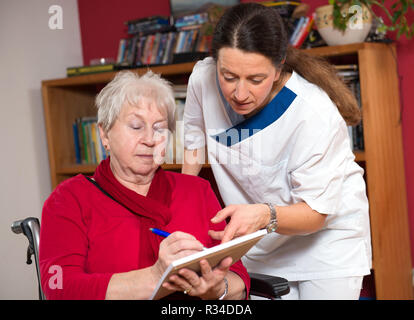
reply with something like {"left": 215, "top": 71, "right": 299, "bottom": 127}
{"left": 250, "top": 78, "right": 264, "bottom": 84}
{"left": 222, "top": 73, "right": 237, "bottom": 82}
{"left": 224, "top": 76, "right": 236, "bottom": 82}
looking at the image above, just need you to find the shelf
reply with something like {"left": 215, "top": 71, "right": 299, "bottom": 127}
{"left": 56, "top": 162, "right": 211, "bottom": 175}
{"left": 305, "top": 42, "right": 388, "bottom": 57}
{"left": 57, "top": 164, "right": 97, "bottom": 175}
{"left": 42, "top": 62, "right": 197, "bottom": 87}
{"left": 57, "top": 153, "right": 365, "bottom": 176}
{"left": 354, "top": 150, "right": 365, "bottom": 162}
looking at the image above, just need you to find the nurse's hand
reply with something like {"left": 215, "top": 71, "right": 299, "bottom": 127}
{"left": 209, "top": 204, "right": 270, "bottom": 243}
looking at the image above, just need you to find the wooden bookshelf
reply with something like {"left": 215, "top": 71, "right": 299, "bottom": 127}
{"left": 41, "top": 43, "right": 412, "bottom": 299}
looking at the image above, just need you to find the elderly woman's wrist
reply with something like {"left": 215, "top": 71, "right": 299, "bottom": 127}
{"left": 150, "top": 263, "right": 163, "bottom": 285}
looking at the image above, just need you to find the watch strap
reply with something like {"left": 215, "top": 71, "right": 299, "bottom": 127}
{"left": 265, "top": 203, "right": 278, "bottom": 233}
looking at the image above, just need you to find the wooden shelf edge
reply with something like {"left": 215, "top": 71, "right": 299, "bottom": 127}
{"left": 56, "top": 164, "right": 97, "bottom": 175}
{"left": 56, "top": 155, "right": 363, "bottom": 175}
{"left": 56, "top": 162, "right": 211, "bottom": 175}
{"left": 305, "top": 42, "right": 392, "bottom": 57}
{"left": 42, "top": 62, "right": 197, "bottom": 87}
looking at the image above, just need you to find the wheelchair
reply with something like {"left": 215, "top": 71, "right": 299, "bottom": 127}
{"left": 11, "top": 217, "right": 289, "bottom": 300}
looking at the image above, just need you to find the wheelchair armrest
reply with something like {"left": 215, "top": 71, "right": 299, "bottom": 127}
{"left": 249, "top": 272, "right": 290, "bottom": 299}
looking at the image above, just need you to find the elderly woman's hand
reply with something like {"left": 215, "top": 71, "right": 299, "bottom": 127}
{"left": 162, "top": 257, "right": 233, "bottom": 299}
{"left": 151, "top": 231, "right": 233, "bottom": 299}
{"left": 152, "top": 232, "right": 205, "bottom": 282}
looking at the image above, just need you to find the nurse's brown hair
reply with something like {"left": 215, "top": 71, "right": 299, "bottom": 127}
{"left": 211, "top": 3, "right": 361, "bottom": 125}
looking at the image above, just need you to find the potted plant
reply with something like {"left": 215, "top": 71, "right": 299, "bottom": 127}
{"left": 315, "top": 0, "right": 414, "bottom": 46}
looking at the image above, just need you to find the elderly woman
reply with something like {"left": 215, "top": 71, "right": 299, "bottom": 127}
{"left": 39, "top": 71, "right": 249, "bottom": 300}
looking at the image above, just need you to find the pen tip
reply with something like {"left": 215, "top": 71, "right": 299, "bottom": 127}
{"left": 149, "top": 228, "right": 153, "bottom": 231}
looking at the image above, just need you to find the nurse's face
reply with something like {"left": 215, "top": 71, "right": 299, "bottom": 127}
{"left": 217, "top": 47, "right": 281, "bottom": 116}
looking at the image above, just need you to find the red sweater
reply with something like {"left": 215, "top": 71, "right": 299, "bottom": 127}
{"left": 39, "top": 172, "right": 250, "bottom": 299}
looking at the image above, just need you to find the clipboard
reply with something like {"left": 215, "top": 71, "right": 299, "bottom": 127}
{"left": 149, "top": 229, "right": 267, "bottom": 300}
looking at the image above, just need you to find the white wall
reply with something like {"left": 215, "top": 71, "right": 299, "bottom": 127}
{"left": 0, "top": 0, "right": 83, "bottom": 299}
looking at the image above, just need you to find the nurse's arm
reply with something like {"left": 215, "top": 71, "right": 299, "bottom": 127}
{"left": 210, "top": 202, "right": 327, "bottom": 242}
{"left": 271, "top": 202, "right": 327, "bottom": 235}
{"left": 182, "top": 147, "right": 205, "bottom": 176}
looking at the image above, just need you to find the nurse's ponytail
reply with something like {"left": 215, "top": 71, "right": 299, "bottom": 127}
{"left": 283, "top": 46, "right": 361, "bottom": 125}
{"left": 212, "top": 3, "right": 361, "bottom": 126}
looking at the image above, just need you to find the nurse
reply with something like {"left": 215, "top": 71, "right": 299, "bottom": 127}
{"left": 182, "top": 3, "right": 372, "bottom": 299}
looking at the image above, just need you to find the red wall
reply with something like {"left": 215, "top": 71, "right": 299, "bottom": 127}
{"left": 77, "top": 0, "right": 171, "bottom": 65}
{"left": 77, "top": 0, "right": 414, "bottom": 265}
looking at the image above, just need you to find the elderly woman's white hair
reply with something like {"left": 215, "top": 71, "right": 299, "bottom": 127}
{"left": 96, "top": 70, "right": 176, "bottom": 132}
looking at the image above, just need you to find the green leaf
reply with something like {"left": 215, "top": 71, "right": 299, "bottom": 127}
{"left": 392, "top": 10, "right": 402, "bottom": 24}
{"left": 397, "top": 27, "right": 404, "bottom": 38}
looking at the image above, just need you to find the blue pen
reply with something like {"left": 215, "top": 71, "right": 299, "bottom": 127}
{"left": 149, "top": 228, "right": 171, "bottom": 238}
{"left": 150, "top": 228, "right": 207, "bottom": 250}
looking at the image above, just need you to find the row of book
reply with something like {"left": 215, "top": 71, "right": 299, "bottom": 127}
{"left": 117, "top": 26, "right": 210, "bottom": 67}
{"left": 337, "top": 65, "right": 365, "bottom": 151}
{"left": 118, "top": 11, "right": 213, "bottom": 67}
{"left": 72, "top": 117, "right": 108, "bottom": 165}
{"left": 262, "top": 1, "right": 325, "bottom": 49}
{"left": 164, "top": 86, "right": 187, "bottom": 164}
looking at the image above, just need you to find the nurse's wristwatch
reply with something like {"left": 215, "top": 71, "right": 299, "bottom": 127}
{"left": 265, "top": 203, "right": 278, "bottom": 233}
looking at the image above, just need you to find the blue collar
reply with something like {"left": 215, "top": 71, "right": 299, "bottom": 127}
{"left": 211, "top": 86, "right": 297, "bottom": 147}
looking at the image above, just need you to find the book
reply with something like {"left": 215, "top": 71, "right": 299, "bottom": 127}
{"left": 289, "top": 16, "right": 305, "bottom": 44}
{"left": 116, "top": 39, "right": 127, "bottom": 64}
{"left": 149, "top": 229, "right": 267, "bottom": 300}
{"left": 72, "top": 117, "right": 108, "bottom": 164}
{"left": 174, "top": 12, "right": 208, "bottom": 28}
{"left": 292, "top": 16, "right": 309, "bottom": 47}
{"left": 126, "top": 15, "right": 171, "bottom": 35}
{"left": 67, "top": 64, "right": 117, "bottom": 77}
{"left": 72, "top": 121, "right": 81, "bottom": 164}
{"left": 293, "top": 13, "right": 315, "bottom": 48}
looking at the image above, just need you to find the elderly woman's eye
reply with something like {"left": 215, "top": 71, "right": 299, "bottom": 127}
{"left": 129, "top": 122, "right": 142, "bottom": 130}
